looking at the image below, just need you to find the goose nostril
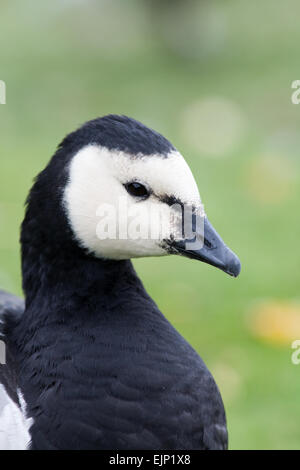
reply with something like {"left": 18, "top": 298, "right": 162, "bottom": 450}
{"left": 204, "top": 238, "right": 213, "bottom": 249}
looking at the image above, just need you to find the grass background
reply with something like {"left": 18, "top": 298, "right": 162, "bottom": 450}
{"left": 1, "top": 0, "right": 300, "bottom": 449}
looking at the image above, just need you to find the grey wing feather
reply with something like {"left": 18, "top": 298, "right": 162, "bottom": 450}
{"left": 203, "top": 423, "right": 228, "bottom": 450}
{"left": 0, "top": 290, "right": 24, "bottom": 339}
{"left": 0, "top": 291, "right": 30, "bottom": 450}
{"left": 0, "top": 384, "right": 32, "bottom": 450}
{"left": 0, "top": 290, "right": 24, "bottom": 404}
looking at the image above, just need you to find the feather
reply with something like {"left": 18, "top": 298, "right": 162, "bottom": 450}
{"left": 0, "top": 385, "right": 32, "bottom": 450}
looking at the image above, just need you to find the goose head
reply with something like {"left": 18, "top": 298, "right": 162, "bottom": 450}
{"left": 26, "top": 115, "right": 241, "bottom": 277}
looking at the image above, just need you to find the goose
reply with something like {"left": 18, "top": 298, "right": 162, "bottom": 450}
{"left": 0, "top": 115, "right": 240, "bottom": 450}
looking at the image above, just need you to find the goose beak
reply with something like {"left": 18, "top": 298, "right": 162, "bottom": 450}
{"left": 168, "top": 217, "right": 241, "bottom": 277}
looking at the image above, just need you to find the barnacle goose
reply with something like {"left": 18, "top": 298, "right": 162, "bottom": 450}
{"left": 0, "top": 115, "right": 240, "bottom": 450}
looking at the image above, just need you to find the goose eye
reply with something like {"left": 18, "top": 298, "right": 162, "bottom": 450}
{"left": 125, "top": 182, "right": 149, "bottom": 199}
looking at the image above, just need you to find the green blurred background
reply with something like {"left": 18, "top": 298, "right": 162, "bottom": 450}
{"left": 1, "top": 0, "right": 300, "bottom": 449}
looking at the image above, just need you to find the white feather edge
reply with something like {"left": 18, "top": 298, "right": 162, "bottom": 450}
{"left": 0, "top": 384, "right": 33, "bottom": 450}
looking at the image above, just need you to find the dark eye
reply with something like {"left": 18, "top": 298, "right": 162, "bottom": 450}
{"left": 125, "top": 182, "right": 149, "bottom": 199}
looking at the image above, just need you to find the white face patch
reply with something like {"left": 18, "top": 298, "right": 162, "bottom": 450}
{"left": 63, "top": 145, "right": 202, "bottom": 260}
